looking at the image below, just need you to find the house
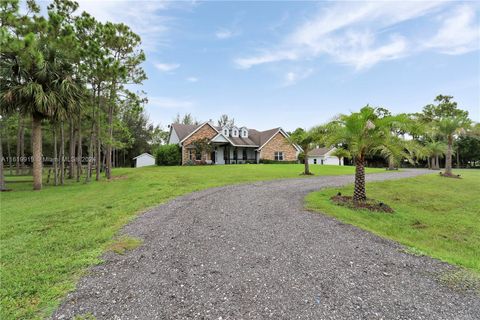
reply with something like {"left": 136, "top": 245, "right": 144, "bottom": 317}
{"left": 168, "top": 122, "right": 301, "bottom": 165}
{"left": 133, "top": 153, "right": 155, "bottom": 167}
{"left": 308, "top": 147, "right": 344, "bottom": 165}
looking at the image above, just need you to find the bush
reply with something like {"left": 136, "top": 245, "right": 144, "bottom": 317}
{"left": 259, "top": 159, "right": 298, "bottom": 164}
{"left": 155, "top": 144, "right": 181, "bottom": 166}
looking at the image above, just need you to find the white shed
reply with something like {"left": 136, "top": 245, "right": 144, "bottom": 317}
{"left": 133, "top": 153, "right": 155, "bottom": 168}
{"left": 308, "top": 147, "right": 344, "bottom": 166}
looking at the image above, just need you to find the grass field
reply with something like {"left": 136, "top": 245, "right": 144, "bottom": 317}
{"left": 305, "top": 170, "right": 480, "bottom": 274}
{"left": 0, "top": 164, "right": 383, "bottom": 320}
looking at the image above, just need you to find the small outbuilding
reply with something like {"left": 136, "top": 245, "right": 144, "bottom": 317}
{"left": 133, "top": 153, "right": 155, "bottom": 168}
{"left": 308, "top": 147, "right": 344, "bottom": 166}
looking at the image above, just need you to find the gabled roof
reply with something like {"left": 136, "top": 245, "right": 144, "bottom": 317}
{"left": 171, "top": 123, "right": 201, "bottom": 141}
{"left": 170, "top": 123, "right": 298, "bottom": 149}
{"left": 309, "top": 147, "right": 335, "bottom": 157}
{"left": 248, "top": 127, "right": 280, "bottom": 147}
{"left": 133, "top": 153, "right": 154, "bottom": 159}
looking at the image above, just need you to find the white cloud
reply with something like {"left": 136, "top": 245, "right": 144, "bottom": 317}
{"left": 154, "top": 62, "right": 180, "bottom": 72}
{"left": 283, "top": 68, "right": 314, "bottom": 86}
{"left": 235, "top": 1, "right": 478, "bottom": 70}
{"left": 75, "top": 0, "right": 173, "bottom": 51}
{"left": 186, "top": 76, "right": 199, "bottom": 82}
{"left": 216, "top": 29, "right": 234, "bottom": 39}
{"left": 423, "top": 5, "right": 480, "bottom": 55}
{"left": 148, "top": 97, "right": 194, "bottom": 109}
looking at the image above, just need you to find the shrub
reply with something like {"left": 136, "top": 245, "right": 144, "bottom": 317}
{"left": 259, "top": 159, "right": 298, "bottom": 164}
{"left": 155, "top": 144, "right": 181, "bottom": 166}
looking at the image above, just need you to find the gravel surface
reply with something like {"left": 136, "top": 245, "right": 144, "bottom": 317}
{"left": 53, "top": 169, "right": 480, "bottom": 319}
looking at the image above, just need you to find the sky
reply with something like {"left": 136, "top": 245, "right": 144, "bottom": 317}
{"left": 72, "top": 0, "right": 479, "bottom": 131}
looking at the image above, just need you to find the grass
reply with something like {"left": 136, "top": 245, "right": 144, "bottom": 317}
{"left": 0, "top": 164, "right": 383, "bottom": 319}
{"left": 305, "top": 170, "right": 480, "bottom": 275}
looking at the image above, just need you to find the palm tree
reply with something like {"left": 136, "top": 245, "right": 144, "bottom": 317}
{"left": 289, "top": 128, "right": 317, "bottom": 175}
{"left": 1, "top": 35, "right": 82, "bottom": 190}
{"left": 331, "top": 147, "right": 349, "bottom": 166}
{"left": 437, "top": 117, "right": 469, "bottom": 176}
{"left": 424, "top": 139, "right": 446, "bottom": 170}
{"left": 319, "top": 106, "right": 407, "bottom": 201}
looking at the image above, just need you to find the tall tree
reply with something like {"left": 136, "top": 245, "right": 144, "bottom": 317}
{"left": 217, "top": 114, "right": 235, "bottom": 127}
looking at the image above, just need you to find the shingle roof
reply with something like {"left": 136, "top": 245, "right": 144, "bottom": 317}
{"left": 248, "top": 128, "right": 280, "bottom": 147}
{"left": 309, "top": 147, "right": 334, "bottom": 157}
{"left": 171, "top": 123, "right": 201, "bottom": 141}
{"left": 171, "top": 123, "right": 282, "bottom": 148}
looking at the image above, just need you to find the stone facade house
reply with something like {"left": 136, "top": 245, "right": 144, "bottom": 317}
{"left": 168, "top": 122, "right": 301, "bottom": 165}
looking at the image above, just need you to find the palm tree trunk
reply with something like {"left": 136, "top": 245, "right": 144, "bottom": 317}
{"left": 304, "top": 150, "right": 310, "bottom": 175}
{"left": 353, "top": 154, "right": 366, "bottom": 202}
{"left": 445, "top": 135, "right": 453, "bottom": 175}
{"left": 32, "top": 116, "right": 43, "bottom": 190}
{"left": 435, "top": 155, "right": 439, "bottom": 170}
{"left": 427, "top": 156, "right": 430, "bottom": 169}
{"left": 388, "top": 156, "right": 395, "bottom": 170}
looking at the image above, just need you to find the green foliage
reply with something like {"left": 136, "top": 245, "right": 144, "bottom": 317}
{"left": 259, "top": 159, "right": 298, "bottom": 164}
{"left": 305, "top": 170, "right": 480, "bottom": 274}
{"left": 155, "top": 144, "right": 181, "bottom": 166}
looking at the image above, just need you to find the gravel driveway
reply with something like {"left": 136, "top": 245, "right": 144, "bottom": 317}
{"left": 53, "top": 169, "right": 480, "bottom": 319}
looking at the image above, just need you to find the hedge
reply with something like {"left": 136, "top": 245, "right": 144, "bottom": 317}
{"left": 155, "top": 144, "right": 181, "bottom": 166}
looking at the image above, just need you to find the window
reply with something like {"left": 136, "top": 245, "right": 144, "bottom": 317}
{"left": 188, "top": 149, "right": 194, "bottom": 160}
{"left": 223, "top": 128, "right": 229, "bottom": 136}
{"left": 274, "top": 151, "right": 284, "bottom": 161}
{"left": 242, "top": 149, "right": 247, "bottom": 160}
{"left": 313, "top": 159, "right": 317, "bottom": 164}
{"left": 241, "top": 129, "right": 248, "bottom": 137}
{"left": 196, "top": 151, "right": 202, "bottom": 161}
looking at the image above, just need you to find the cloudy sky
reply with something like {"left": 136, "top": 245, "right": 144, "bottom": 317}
{"left": 73, "top": 0, "right": 479, "bottom": 131}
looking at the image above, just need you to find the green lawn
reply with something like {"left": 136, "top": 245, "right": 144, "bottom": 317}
{"left": 0, "top": 164, "right": 382, "bottom": 320}
{"left": 305, "top": 170, "right": 480, "bottom": 274}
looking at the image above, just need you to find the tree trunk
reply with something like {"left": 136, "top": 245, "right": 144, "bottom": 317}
{"left": 105, "top": 103, "right": 114, "bottom": 179}
{"left": 53, "top": 126, "right": 58, "bottom": 186}
{"left": 435, "top": 155, "right": 439, "bottom": 170}
{"left": 388, "top": 156, "right": 395, "bottom": 170}
{"left": 76, "top": 121, "right": 82, "bottom": 182}
{"left": 16, "top": 116, "right": 24, "bottom": 175}
{"left": 456, "top": 147, "right": 460, "bottom": 169}
{"left": 60, "top": 122, "right": 65, "bottom": 185}
{"left": 0, "top": 132, "right": 7, "bottom": 191}
{"left": 353, "top": 154, "right": 366, "bottom": 202}
{"left": 427, "top": 156, "right": 430, "bottom": 169}
{"left": 304, "top": 150, "right": 310, "bottom": 175}
{"left": 445, "top": 135, "right": 453, "bottom": 175}
{"left": 32, "top": 116, "right": 43, "bottom": 190}
{"left": 69, "top": 118, "right": 76, "bottom": 179}
{"left": 6, "top": 131, "right": 13, "bottom": 175}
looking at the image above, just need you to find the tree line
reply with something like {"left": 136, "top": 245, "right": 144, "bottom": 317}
{"left": 0, "top": 0, "right": 166, "bottom": 191}
{"left": 290, "top": 94, "right": 478, "bottom": 202}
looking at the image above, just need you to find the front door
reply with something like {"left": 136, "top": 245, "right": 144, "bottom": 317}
{"left": 211, "top": 151, "right": 216, "bottom": 163}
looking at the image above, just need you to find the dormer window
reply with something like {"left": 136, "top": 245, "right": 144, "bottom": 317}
{"left": 240, "top": 127, "right": 248, "bottom": 138}
{"left": 231, "top": 126, "right": 239, "bottom": 137}
{"left": 222, "top": 126, "right": 229, "bottom": 137}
